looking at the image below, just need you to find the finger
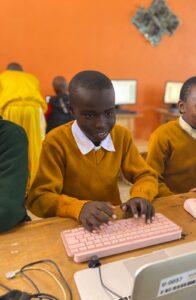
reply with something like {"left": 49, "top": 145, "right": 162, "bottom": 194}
{"left": 97, "top": 202, "right": 115, "bottom": 219}
{"left": 82, "top": 218, "right": 93, "bottom": 232}
{"left": 92, "top": 209, "right": 110, "bottom": 224}
{"left": 146, "top": 205, "right": 152, "bottom": 224}
{"left": 87, "top": 215, "right": 102, "bottom": 230}
{"left": 127, "top": 201, "right": 138, "bottom": 218}
{"left": 140, "top": 200, "right": 147, "bottom": 217}
{"left": 151, "top": 206, "right": 155, "bottom": 221}
{"left": 121, "top": 203, "right": 127, "bottom": 211}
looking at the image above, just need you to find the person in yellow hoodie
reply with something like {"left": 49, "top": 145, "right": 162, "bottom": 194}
{"left": 147, "top": 77, "right": 196, "bottom": 197}
{"left": 27, "top": 70, "right": 158, "bottom": 231}
{"left": 0, "top": 62, "right": 47, "bottom": 186}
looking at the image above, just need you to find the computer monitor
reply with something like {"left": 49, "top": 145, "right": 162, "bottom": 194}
{"left": 164, "top": 81, "right": 183, "bottom": 104}
{"left": 111, "top": 80, "right": 137, "bottom": 105}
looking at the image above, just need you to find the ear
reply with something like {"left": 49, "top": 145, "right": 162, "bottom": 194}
{"left": 69, "top": 99, "right": 75, "bottom": 116}
{"left": 69, "top": 105, "right": 74, "bottom": 115}
{"left": 178, "top": 100, "right": 186, "bottom": 114}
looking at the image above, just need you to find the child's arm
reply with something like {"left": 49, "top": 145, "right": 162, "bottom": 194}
{"left": 27, "top": 140, "right": 114, "bottom": 229}
{"left": 146, "top": 132, "right": 174, "bottom": 197}
{"left": 121, "top": 136, "right": 158, "bottom": 222}
{"left": 121, "top": 137, "right": 158, "bottom": 202}
{"left": 27, "top": 140, "right": 88, "bottom": 220}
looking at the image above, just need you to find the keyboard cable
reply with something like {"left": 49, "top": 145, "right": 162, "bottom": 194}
{"left": 89, "top": 256, "right": 127, "bottom": 300}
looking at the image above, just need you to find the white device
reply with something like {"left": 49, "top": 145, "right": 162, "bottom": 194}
{"left": 74, "top": 241, "right": 196, "bottom": 300}
{"left": 164, "top": 81, "right": 183, "bottom": 104}
{"left": 184, "top": 198, "right": 196, "bottom": 218}
{"left": 112, "top": 80, "right": 137, "bottom": 105}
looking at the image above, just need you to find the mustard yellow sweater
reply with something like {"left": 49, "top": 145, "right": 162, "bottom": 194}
{"left": 147, "top": 119, "right": 196, "bottom": 197}
{"left": 27, "top": 122, "right": 158, "bottom": 219}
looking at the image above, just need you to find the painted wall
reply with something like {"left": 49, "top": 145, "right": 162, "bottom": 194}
{"left": 0, "top": 0, "right": 196, "bottom": 138}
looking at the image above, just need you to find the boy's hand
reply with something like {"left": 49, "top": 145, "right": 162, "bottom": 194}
{"left": 121, "top": 198, "right": 155, "bottom": 224}
{"left": 190, "top": 188, "right": 196, "bottom": 192}
{"left": 79, "top": 201, "right": 116, "bottom": 232}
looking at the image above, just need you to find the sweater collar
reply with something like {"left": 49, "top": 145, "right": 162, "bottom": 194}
{"left": 71, "top": 121, "right": 115, "bottom": 155}
{"left": 179, "top": 116, "right": 196, "bottom": 139}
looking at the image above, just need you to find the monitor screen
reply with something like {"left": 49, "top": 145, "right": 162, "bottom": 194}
{"left": 111, "top": 80, "right": 137, "bottom": 105}
{"left": 164, "top": 82, "right": 183, "bottom": 104}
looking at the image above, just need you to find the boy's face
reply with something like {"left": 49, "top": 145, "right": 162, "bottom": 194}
{"left": 178, "top": 85, "right": 196, "bottom": 128}
{"left": 71, "top": 87, "right": 116, "bottom": 145}
{"left": 53, "top": 81, "right": 67, "bottom": 95}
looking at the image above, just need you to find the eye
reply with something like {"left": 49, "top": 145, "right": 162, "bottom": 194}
{"left": 84, "top": 113, "right": 95, "bottom": 120}
{"left": 105, "top": 110, "right": 115, "bottom": 117}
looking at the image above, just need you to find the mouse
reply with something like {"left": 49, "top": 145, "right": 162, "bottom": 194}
{"left": 184, "top": 198, "right": 196, "bottom": 218}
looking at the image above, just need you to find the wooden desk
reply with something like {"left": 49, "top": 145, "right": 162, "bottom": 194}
{"left": 0, "top": 193, "right": 196, "bottom": 299}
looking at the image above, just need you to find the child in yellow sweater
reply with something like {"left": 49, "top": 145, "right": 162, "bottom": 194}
{"left": 147, "top": 77, "right": 196, "bottom": 197}
{"left": 27, "top": 71, "right": 158, "bottom": 231}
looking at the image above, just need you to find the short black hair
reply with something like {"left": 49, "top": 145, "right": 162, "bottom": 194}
{"left": 180, "top": 76, "right": 196, "bottom": 101}
{"left": 7, "top": 62, "right": 23, "bottom": 71}
{"left": 69, "top": 70, "right": 113, "bottom": 101}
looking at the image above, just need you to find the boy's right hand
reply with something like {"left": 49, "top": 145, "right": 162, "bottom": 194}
{"left": 79, "top": 201, "right": 116, "bottom": 232}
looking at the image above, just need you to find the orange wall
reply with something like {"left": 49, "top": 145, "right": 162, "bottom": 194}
{"left": 1, "top": 0, "right": 196, "bottom": 138}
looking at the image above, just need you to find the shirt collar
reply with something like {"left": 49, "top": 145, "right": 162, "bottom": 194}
{"left": 71, "top": 121, "right": 115, "bottom": 155}
{"left": 179, "top": 116, "right": 196, "bottom": 139}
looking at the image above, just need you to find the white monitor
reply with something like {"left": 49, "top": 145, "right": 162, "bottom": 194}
{"left": 164, "top": 81, "right": 183, "bottom": 104}
{"left": 112, "top": 80, "right": 137, "bottom": 105}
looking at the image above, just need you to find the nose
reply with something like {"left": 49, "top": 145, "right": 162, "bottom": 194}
{"left": 95, "top": 115, "right": 106, "bottom": 131}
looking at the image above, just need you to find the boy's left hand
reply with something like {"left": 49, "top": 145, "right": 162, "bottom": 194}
{"left": 121, "top": 198, "right": 155, "bottom": 223}
{"left": 190, "top": 187, "right": 196, "bottom": 192}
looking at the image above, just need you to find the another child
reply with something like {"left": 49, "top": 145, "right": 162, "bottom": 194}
{"left": 147, "top": 77, "right": 196, "bottom": 197}
{"left": 27, "top": 71, "right": 158, "bottom": 231}
{"left": 46, "top": 76, "right": 74, "bottom": 133}
{"left": 0, "top": 62, "right": 47, "bottom": 186}
{"left": 0, "top": 117, "right": 28, "bottom": 232}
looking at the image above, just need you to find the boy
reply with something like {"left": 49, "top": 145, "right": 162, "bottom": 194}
{"left": 0, "top": 117, "right": 28, "bottom": 232}
{"left": 46, "top": 76, "right": 74, "bottom": 133}
{"left": 147, "top": 77, "right": 196, "bottom": 197}
{"left": 27, "top": 71, "right": 158, "bottom": 231}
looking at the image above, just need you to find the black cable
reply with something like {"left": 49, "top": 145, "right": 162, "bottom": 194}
{"left": 31, "top": 293, "right": 59, "bottom": 300}
{"left": 98, "top": 266, "right": 123, "bottom": 299}
{"left": 20, "top": 259, "right": 72, "bottom": 300}
{"left": 0, "top": 282, "right": 11, "bottom": 292}
{"left": 20, "top": 270, "right": 40, "bottom": 293}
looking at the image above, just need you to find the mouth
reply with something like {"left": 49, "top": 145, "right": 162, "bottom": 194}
{"left": 96, "top": 131, "right": 108, "bottom": 139}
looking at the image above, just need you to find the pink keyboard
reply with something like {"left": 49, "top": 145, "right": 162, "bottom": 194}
{"left": 61, "top": 213, "right": 182, "bottom": 263}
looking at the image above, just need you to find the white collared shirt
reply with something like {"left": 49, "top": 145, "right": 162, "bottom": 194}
{"left": 71, "top": 121, "right": 115, "bottom": 155}
{"left": 179, "top": 116, "right": 196, "bottom": 139}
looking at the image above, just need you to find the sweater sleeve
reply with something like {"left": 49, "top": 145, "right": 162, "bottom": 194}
{"left": 27, "top": 140, "right": 88, "bottom": 220}
{"left": 146, "top": 131, "right": 174, "bottom": 197}
{"left": 121, "top": 134, "right": 158, "bottom": 202}
{"left": 0, "top": 123, "right": 28, "bottom": 232}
